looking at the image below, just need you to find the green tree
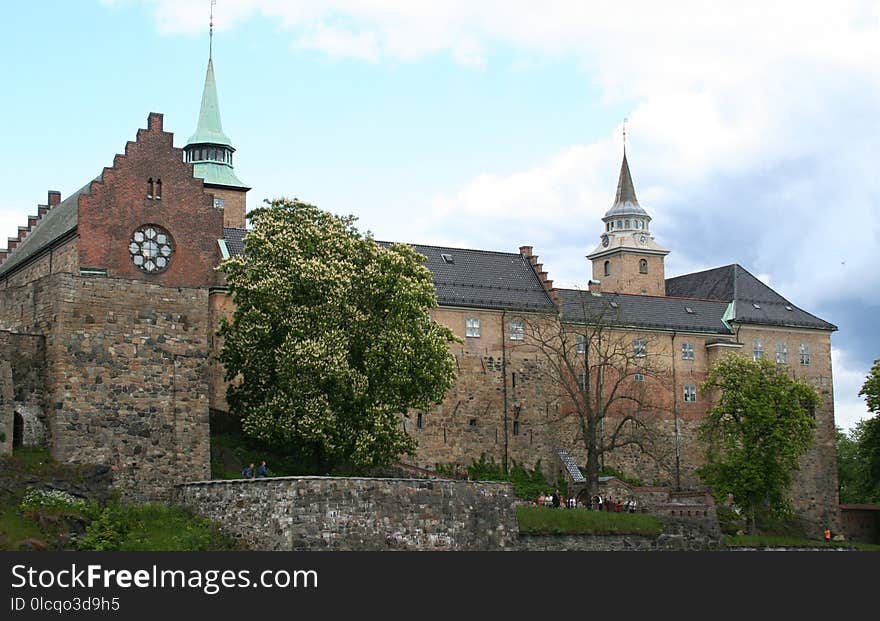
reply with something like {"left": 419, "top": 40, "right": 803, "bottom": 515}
{"left": 697, "top": 355, "right": 818, "bottom": 533}
{"left": 859, "top": 359, "right": 880, "bottom": 414}
{"left": 218, "top": 199, "right": 457, "bottom": 471}
{"left": 837, "top": 420, "right": 880, "bottom": 504}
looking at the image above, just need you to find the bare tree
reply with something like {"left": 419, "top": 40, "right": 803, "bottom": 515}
{"left": 518, "top": 289, "right": 673, "bottom": 496}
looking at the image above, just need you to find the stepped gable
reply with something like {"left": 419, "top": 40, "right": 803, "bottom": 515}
{"left": 558, "top": 288, "right": 731, "bottom": 334}
{"left": 665, "top": 264, "right": 836, "bottom": 331}
{"left": 379, "top": 242, "right": 557, "bottom": 312}
{"left": 0, "top": 180, "right": 99, "bottom": 278}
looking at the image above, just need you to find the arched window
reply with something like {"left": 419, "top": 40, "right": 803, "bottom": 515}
{"left": 147, "top": 177, "right": 154, "bottom": 198}
{"left": 639, "top": 259, "right": 648, "bottom": 274}
{"left": 604, "top": 260, "right": 611, "bottom": 277}
{"left": 625, "top": 219, "right": 630, "bottom": 228}
{"left": 155, "top": 179, "right": 162, "bottom": 200}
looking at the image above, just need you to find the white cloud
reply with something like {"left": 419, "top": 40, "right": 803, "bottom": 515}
{"left": 832, "top": 347, "right": 872, "bottom": 432}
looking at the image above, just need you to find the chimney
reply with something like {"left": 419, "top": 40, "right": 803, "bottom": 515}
{"left": 18, "top": 227, "right": 28, "bottom": 241}
{"left": 28, "top": 216, "right": 38, "bottom": 228}
{"left": 38, "top": 205, "right": 49, "bottom": 217}
{"left": 519, "top": 245, "right": 533, "bottom": 257}
{"left": 8, "top": 237, "right": 19, "bottom": 251}
{"left": 48, "top": 190, "right": 61, "bottom": 207}
{"left": 147, "top": 112, "right": 164, "bottom": 131}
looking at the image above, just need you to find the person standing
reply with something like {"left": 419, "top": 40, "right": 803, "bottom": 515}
{"left": 242, "top": 463, "right": 254, "bottom": 479}
{"left": 552, "top": 489, "right": 561, "bottom": 508}
{"left": 257, "top": 460, "right": 268, "bottom": 478}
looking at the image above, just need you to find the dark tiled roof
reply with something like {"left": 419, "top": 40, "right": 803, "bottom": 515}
{"left": 223, "top": 227, "right": 246, "bottom": 257}
{"left": 380, "top": 242, "right": 556, "bottom": 312}
{"left": 0, "top": 177, "right": 99, "bottom": 278}
{"left": 558, "top": 288, "right": 732, "bottom": 334}
{"left": 666, "top": 264, "right": 836, "bottom": 331}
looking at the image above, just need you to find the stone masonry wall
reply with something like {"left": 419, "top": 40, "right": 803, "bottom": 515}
{"left": 46, "top": 274, "right": 212, "bottom": 501}
{"left": 0, "top": 330, "right": 46, "bottom": 454}
{"left": 175, "top": 477, "right": 519, "bottom": 551}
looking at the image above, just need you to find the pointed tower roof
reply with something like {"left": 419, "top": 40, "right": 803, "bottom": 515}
{"left": 186, "top": 58, "right": 233, "bottom": 148}
{"left": 604, "top": 152, "right": 648, "bottom": 219}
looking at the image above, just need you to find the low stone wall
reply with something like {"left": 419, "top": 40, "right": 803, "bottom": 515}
{"left": 175, "top": 476, "right": 519, "bottom": 551}
{"left": 518, "top": 533, "right": 718, "bottom": 551}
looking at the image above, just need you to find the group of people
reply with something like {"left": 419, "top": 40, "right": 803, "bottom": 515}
{"left": 588, "top": 495, "right": 638, "bottom": 513}
{"left": 241, "top": 460, "right": 269, "bottom": 479}
{"left": 536, "top": 490, "right": 639, "bottom": 513}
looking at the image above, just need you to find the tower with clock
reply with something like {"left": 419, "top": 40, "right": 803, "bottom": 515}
{"left": 587, "top": 151, "right": 669, "bottom": 296}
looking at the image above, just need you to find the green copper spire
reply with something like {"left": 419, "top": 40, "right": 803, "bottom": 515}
{"left": 187, "top": 58, "right": 233, "bottom": 148}
{"left": 184, "top": 57, "right": 248, "bottom": 190}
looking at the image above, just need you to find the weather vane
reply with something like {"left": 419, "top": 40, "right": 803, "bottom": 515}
{"left": 623, "top": 117, "right": 628, "bottom": 153}
{"left": 209, "top": 0, "right": 217, "bottom": 59}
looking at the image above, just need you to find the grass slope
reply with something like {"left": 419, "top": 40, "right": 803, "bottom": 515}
{"left": 517, "top": 506, "right": 662, "bottom": 536}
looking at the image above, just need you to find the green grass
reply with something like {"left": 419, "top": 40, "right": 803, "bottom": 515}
{"left": 78, "top": 503, "right": 240, "bottom": 551}
{"left": 724, "top": 535, "right": 880, "bottom": 551}
{"left": 517, "top": 505, "right": 662, "bottom": 536}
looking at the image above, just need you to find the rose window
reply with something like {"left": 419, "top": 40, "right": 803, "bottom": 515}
{"left": 129, "top": 225, "right": 173, "bottom": 273}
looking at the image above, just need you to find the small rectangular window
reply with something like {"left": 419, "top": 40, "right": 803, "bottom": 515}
{"left": 441, "top": 253, "right": 454, "bottom": 264}
{"left": 465, "top": 318, "right": 480, "bottom": 338}
{"left": 776, "top": 342, "right": 788, "bottom": 364}
{"left": 576, "top": 335, "right": 585, "bottom": 354}
{"left": 509, "top": 319, "right": 525, "bottom": 341}
{"left": 513, "top": 420, "right": 520, "bottom": 436}
{"left": 684, "top": 384, "right": 697, "bottom": 403}
{"left": 633, "top": 338, "right": 647, "bottom": 358}
{"left": 634, "top": 373, "right": 645, "bottom": 382}
{"left": 800, "top": 343, "right": 810, "bottom": 366}
{"left": 417, "top": 412, "right": 423, "bottom": 429}
{"left": 468, "top": 418, "right": 477, "bottom": 427}
{"left": 682, "top": 342, "right": 695, "bottom": 360}
{"left": 577, "top": 373, "right": 585, "bottom": 391}
{"left": 753, "top": 340, "right": 764, "bottom": 361}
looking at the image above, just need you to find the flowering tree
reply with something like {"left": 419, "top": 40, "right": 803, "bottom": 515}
{"left": 218, "top": 199, "right": 457, "bottom": 471}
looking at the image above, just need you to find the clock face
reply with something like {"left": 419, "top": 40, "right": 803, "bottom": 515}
{"left": 638, "top": 234, "right": 647, "bottom": 245}
{"left": 601, "top": 234, "right": 609, "bottom": 247}
{"left": 129, "top": 225, "right": 173, "bottom": 273}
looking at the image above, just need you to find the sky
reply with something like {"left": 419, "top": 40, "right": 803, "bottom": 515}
{"left": 1, "top": 1, "right": 878, "bottom": 431}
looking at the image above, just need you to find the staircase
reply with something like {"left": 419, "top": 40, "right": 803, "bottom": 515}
{"left": 556, "top": 448, "right": 585, "bottom": 483}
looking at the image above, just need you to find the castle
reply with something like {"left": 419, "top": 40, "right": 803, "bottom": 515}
{"left": 0, "top": 53, "right": 840, "bottom": 532}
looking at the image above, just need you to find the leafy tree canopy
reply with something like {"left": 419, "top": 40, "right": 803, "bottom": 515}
{"left": 859, "top": 359, "right": 880, "bottom": 415}
{"left": 218, "top": 199, "right": 457, "bottom": 469}
{"left": 697, "top": 355, "right": 818, "bottom": 528}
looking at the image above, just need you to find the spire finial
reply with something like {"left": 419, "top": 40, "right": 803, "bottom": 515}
{"left": 209, "top": 0, "right": 216, "bottom": 60}
{"left": 622, "top": 117, "right": 628, "bottom": 154}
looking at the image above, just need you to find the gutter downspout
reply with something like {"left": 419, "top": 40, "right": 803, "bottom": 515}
{"left": 501, "top": 309, "right": 509, "bottom": 475}
{"left": 672, "top": 330, "right": 681, "bottom": 491}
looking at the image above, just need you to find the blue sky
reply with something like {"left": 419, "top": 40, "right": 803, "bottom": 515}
{"left": 1, "top": 1, "right": 878, "bottom": 430}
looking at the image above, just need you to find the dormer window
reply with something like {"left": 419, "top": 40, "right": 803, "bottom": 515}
{"left": 441, "top": 253, "right": 454, "bottom": 264}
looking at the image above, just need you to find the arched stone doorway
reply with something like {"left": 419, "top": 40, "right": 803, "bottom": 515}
{"left": 12, "top": 411, "right": 23, "bottom": 449}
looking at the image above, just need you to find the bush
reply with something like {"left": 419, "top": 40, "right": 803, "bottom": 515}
{"left": 78, "top": 503, "right": 238, "bottom": 551}
{"left": 436, "top": 454, "right": 566, "bottom": 501}
{"left": 20, "top": 489, "right": 87, "bottom": 513}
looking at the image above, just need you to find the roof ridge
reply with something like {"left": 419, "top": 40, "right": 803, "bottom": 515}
{"left": 377, "top": 240, "right": 527, "bottom": 258}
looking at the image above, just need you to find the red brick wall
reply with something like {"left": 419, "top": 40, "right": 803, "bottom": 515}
{"left": 77, "top": 113, "right": 224, "bottom": 289}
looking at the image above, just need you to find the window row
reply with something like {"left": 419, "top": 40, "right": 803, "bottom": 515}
{"left": 752, "top": 340, "right": 811, "bottom": 365}
{"left": 185, "top": 147, "right": 234, "bottom": 165}
{"left": 465, "top": 318, "right": 526, "bottom": 340}
{"left": 605, "top": 219, "right": 648, "bottom": 231}
{"left": 603, "top": 259, "right": 649, "bottom": 277}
